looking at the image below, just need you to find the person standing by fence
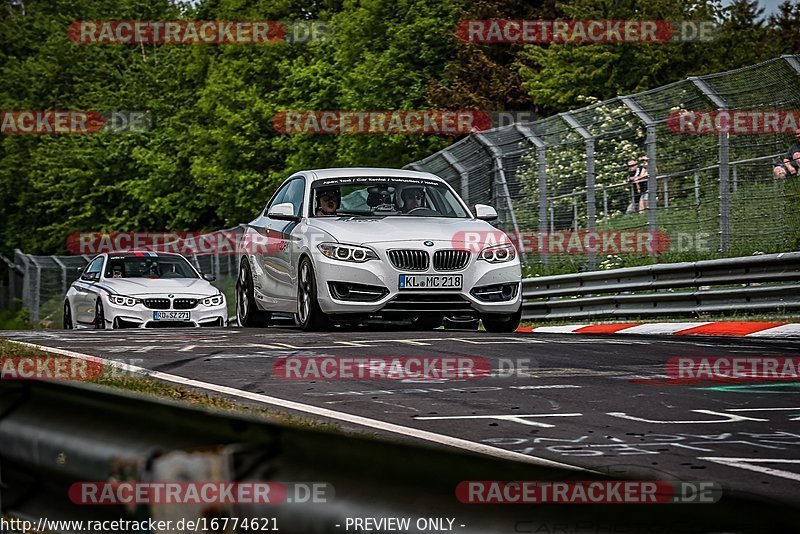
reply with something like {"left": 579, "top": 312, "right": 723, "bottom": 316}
{"left": 773, "top": 128, "right": 800, "bottom": 178}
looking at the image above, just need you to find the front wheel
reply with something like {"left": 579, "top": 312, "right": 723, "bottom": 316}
{"left": 94, "top": 299, "right": 107, "bottom": 329}
{"left": 63, "top": 300, "right": 74, "bottom": 329}
{"left": 296, "top": 258, "right": 332, "bottom": 331}
{"left": 236, "top": 260, "right": 271, "bottom": 327}
{"left": 481, "top": 307, "right": 522, "bottom": 333}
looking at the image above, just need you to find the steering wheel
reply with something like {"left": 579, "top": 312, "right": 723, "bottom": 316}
{"left": 407, "top": 207, "right": 429, "bottom": 214}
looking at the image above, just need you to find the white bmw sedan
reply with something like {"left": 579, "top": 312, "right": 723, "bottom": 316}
{"left": 236, "top": 168, "right": 522, "bottom": 332}
{"left": 64, "top": 251, "right": 227, "bottom": 329}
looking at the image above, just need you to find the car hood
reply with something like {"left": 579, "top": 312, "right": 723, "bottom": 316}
{"left": 308, "top": 217, "right": 505, "bottom": 246}
{"left": 101, "top": 278, "right": 218, "bottom": 297}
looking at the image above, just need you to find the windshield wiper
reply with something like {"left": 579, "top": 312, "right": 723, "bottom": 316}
{"left": 333, "top": 211, "right": 373, "bottom": 217}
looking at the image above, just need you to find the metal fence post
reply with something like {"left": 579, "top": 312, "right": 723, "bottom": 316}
{"left": 443, "top": 151, "right": 470, "bottom": 209}
{"left": 29, "top": 255, "right": 41, "bottom": 323}
{"left": 515, "top": 123, "right": 548, "bottom": 264}
{"left": 694, "top": 170, "right": 701, "bottom": 205}
{"left": 474, "top": 133, "right": 521, "bottom": 238}
{"left": 691, "top": 76, "right": 730, "bottom": 253}
{"left": 621, "top": 96, "right": 658, "bottom": 252}
{"left": 51, "top": 255, "right": 68, "bottom": 297}
{"left": 560, "top": 112, "right": 596, "bottom": 268}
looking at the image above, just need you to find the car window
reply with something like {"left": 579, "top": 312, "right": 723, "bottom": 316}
{"left": 311, "top": 178, "right": 469, "bottom": 218}
{"left": 280, "top": 178, "right": 305, "bottom": 217}
{"left": 264, "top": 182, "right": 290, "bottom": 216}
{"left": 104, "top": 255, "right": 199, "bottom": 279}
{"left": 82, "top": 257, "right": 104, "bottom": 280}
{"left": 265, "top": 176, "right": 305, "bottom": 217}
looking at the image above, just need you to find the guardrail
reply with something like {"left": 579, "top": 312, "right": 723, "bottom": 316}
{"left": 1, "top": 379, "right": 797, "bottom": 533}
{"left": 521, "top": 251, "right": 800, "bottom": 321}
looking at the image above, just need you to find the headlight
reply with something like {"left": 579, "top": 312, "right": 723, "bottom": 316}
{"left": 478, "top": 243, "right": 517, "bottom": 263}
{"left": 201, "top": 295, "right": 225, "bottom": 307}
{"left": 317, "top": 243, "right": 378, "bottom": 263}
{"left": 108, "top": 295, "right": 139, "bottom": 307}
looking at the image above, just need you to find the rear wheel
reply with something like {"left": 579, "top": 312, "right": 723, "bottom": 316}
{"left": 296, "top": 258, "right": 332, "bottom": 331}
{"left": 94, "top": 299, "right": 106, "bottom": 329}
{"left": 63, "top": 300, "right": 73, "bottom": 329}
{"left": 236, "top": 260, "right": 271, "bottom": 327}
{"left": 481, "top": 307, "right": 522, "bottom": 333}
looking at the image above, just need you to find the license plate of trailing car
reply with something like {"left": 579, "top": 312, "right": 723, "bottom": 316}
{"left": 399, "top": 274, "right": 462, "bottom": 290}
{"left": 153, "top": 311, "right": 191, "bottom": 320}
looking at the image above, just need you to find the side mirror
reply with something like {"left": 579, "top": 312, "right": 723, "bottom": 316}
{"left": 81, "top": 271, "right": 99, "bottom": 281}
{"left": 202, "top": 273, "right": 216, "bottom": 282}
{"left": 268, "top": 202, "right": 299, "bottom": 221}
{"left": 474, "top": 204, "right": 498, "bottom": 221}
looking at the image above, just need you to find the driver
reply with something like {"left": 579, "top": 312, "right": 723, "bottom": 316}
{"left": 111, "top": 265, "right": 124, "bottom": 278}
{"left": 316, "top": 186, "right": 340, "bottom": 216}
{"left": 400, "top": 186, "right": 425, "bottom": 212}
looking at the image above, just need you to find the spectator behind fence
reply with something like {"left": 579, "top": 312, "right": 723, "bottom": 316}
{"left": 773, "top": 128, "right": 800, "bottom": 178}
{"left": 626, "top": 156, "right": 650, "bottom": 214}
{"left": 626, "top": 159, "right": 640, "bottom": 213}
{"left": 637, "top": 155, "right": 654, "bottom": 213}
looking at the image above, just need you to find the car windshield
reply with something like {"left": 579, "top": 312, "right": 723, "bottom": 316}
{"left": 311, "top": 177, "right": 469, "bottom": 218}
{"left": 104, "top": 255, "right": 199, "bottom": 279}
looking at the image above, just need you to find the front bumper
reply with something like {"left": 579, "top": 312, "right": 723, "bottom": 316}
{"left": 103, "top": 297, "right": 228, "bottom": 328}
{"left": 313, "top": 244, "right": 521, "bottom": 317}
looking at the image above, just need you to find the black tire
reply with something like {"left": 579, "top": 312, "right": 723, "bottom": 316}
{"left": 236, "top": 260, "right": 271, "bottom": 327}
{"left": 63, "top": 300, "right": 73, "bottom": 329}
{"left": 94, "top": 299, "right": 106, "bottom": 329}
{"left": 481, "top": 307, "right": 522, "bottom": 333}
{"left": 296, "top": 257, "right": 332, "bottom": 331}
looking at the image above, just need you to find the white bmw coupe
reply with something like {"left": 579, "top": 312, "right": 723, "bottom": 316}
{"left": 64, "top": 251, "right": 227, "bottom": 329}
{"left": 236, "top": 168, "right": 522, "bottom": 332}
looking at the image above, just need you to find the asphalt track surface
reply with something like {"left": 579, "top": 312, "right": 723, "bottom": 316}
{"left": 4, "top": 327, "right": 800, "bottom": 508}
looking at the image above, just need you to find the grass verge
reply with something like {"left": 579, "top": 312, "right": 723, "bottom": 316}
{"left": 0, "top": 338, "right": 339, "bottom": 433}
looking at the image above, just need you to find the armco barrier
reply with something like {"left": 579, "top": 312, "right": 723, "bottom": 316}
{"left": 1, "top": 379, "right": 798, "bottom": 533}
{"left": 522, "top": 251, "right": 800, "bottom": 320}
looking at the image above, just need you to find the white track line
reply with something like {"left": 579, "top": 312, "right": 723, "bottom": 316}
{"left": 8, "top": 339, "right": 590, "bottom": 473}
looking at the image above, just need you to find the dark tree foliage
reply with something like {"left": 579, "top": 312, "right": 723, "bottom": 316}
{"left": 1, "top": 0, "right": 800, "bottom": 253}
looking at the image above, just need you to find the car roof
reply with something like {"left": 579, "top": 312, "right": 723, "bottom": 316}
{"left": 104, "top": 251, "right": 183, "bottom": 258}
{"left": 305, "top": 167, "right": 444, "bottom": 182}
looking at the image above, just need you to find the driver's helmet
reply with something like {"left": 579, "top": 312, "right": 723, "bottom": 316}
{"left": 396, "top": 184, "right": 426, "bottom": 211}
{"left": 111, "top": 264, "right": 124, "bottom": 278}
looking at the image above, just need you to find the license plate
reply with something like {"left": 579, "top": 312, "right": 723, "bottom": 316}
{"left": 153, "top": 311, "right": 190, "bottom": 321}
{"left": 399, "top": 274, "right": 462, "bottom": 290}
